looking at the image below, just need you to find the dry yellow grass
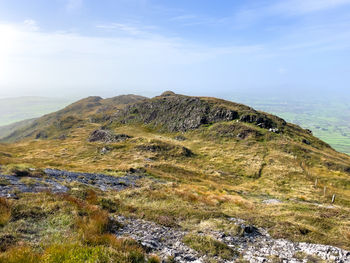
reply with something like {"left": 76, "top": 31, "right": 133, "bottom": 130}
{"left": 0, "top": 120, "right": 350, "bottom": 253}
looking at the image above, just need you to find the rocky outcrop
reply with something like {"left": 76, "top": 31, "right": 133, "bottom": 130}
{"left": 115, "top": 94, "right": 239, "bottom": 132}
{"left": 88, "top": 129, "right": 131, "bottom": 143}
{"left": 114, "top": 93, "right": 285, "bottom": 132}
{"left": 116, "top": 216, "right": 350, "bottom": 263}
{"left": 0, "top": 169, "right": 144, "bottom": 198}
{"left": 136, "top": 140, "right": 194, "bottom": 158}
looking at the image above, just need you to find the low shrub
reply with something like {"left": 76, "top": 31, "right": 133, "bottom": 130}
{"left": 0, "top": 198, "right": 11, "bottom": 227}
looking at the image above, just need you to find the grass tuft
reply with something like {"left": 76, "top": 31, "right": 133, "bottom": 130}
{"left": 183, "top": 233, "right": 237, "bottom": 260}
{"left": 0, "top": 198, "right": 11, "bottom": 227}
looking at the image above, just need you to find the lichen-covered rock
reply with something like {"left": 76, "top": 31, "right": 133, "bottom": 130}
{"left": 115, "top": 216, "right": 350, "bottom": 263}
{"left": 115, "top": 94, "right": 239, "bottom": 132}
{"left": 114, "top": 93, "right": 285, "bottom": 132}
{"left": 0, "top": 169, "right": 145, "bottom": 198}
{"left": 88, "top": 129, "right": 131, "bottom": 143}
{"left": 136, "top": 140, "right": 193, "bottom": 158}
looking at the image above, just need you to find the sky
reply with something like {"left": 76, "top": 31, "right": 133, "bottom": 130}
{"left": 0, "top": 0, "right": 350, "bottom": 99}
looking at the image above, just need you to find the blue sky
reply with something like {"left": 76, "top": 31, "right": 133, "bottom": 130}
{"left": 0, "top": 0, "right": 349, "bottom": 98}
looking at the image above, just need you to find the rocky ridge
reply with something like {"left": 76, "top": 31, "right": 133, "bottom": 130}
{"left": 114, "top": 93, "right": 286, "bottom": 132}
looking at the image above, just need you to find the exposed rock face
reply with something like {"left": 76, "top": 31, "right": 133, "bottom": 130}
{"left": 302, "top": 138, "right": 311, "bottom": 145}
{"left": 0, "top": 169, "right": 144, "bottom": 198}
{"left": 136, "top": 140, "right": 194, "bottom": 158}
{"left": 239, "top": 114, "right": 275, "bottom": 129}
{"left": 35, "top": 130, "right": 48, "bottom": 139}
{"left": 161, "top": 91, "right": 176, "bottom": 96}
{"left": 211, "top": 123, "right": 262, "bottom": 139}
{"left": 116, "top": 216, "right": 350, "bottom": 263}
{"left": 114, "top": 93, "right": 285, "bottom": 132}
{"left": 88, "top": 129, "right": 131, "bottom": 143}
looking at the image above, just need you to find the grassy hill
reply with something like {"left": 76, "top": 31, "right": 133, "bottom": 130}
{"left": 0, "top": 92, "right": 349, "bottom": 262}
{"left": 0, "top": 94, "right": 147, "bottom": 143}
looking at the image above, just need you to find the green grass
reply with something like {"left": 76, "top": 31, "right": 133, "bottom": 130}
{"left": 0, "top": 191, "right": 154, "bottom": 263}
{"left": 183, "top": 233, "right": 237, "bottom": 259}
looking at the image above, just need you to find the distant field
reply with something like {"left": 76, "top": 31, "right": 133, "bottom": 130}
{"left": 231, "top": 95, "right": 350, "bottom": 155}
{"left": 0, "top": 96, "right": 73, "bottom": 126}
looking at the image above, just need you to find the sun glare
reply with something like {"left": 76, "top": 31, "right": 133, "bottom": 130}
{"left": 0, "top": 24, "right": 18, "bottom": 80}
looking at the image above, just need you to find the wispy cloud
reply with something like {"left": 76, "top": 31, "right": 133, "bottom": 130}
{"left": 23, "top": 19, "right": 39, "bottom": 31}
{"left": 66, "top": 0, "right": 83, "bottom": 12}
{"left": 170, "top": 15, "right": 198, "bottom": 21}
{"left": 96, "top": 23, "right": 150, "bottom": 36}
{"left": 271, "top": 0, "right": 350, "bottom": 15}
{"left": 233, "top": 0, "right": 350, "bottom": 28}
{"left": 0, "top": 20, "right": 264, "bottom": 96}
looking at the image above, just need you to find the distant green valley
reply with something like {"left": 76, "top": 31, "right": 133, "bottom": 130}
{"left": 232, "top": 94, "right": 350, "bottom": 155}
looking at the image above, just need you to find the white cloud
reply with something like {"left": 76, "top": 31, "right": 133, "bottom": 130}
{"left": 23, "top": 19, "right": 39, "bottom": 31}
{"left": 96, "top": 23, "right": 148, "bottom": 36}
{"left": 0, "top": 21, "right": 263, "bottom": 97}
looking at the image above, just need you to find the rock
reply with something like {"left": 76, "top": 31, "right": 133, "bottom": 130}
{"left": 114, "top": 93, "right": 286, "bottom": 133}
{"left": 100, "top": 147, "right": 109, "bottom": 154}
{"left": 269, "top": 128, "right": 279, "bottom": 133}
{"left": 240, "top": 114, "right": 275, "bottom": 129}
{"left": 0, "top": 234, "right": 17, "bottom": 252}
{"left": 115, "top": 215, "right": 350, "bottom": 263}
{"left": 88, "top": 129, "right": 131, "bottom": 143}
{"left": 0, "top": 168, "right": 145, "bottom": 198}
{"left": 161, "top": 91, "right": 176, "bottom": 96}
{"left": 243, "top": 225, "right": 259, "bottom": 235}
{"left": 174, "top": 135, "right": 187, "bottom": 141}
{"left": 262, "top": 199, "right": 282, "bottom": 205}
{"left": 58, "top": 134, "right": 66, "bottom": 140}
{"left": 302, "top": 139, "right": 311, "bottom": 145}
{"left": 305, "top": 129, "right": 313, "bottom": 134}
{"left": 136, "top": 141, "right": 193, "bottom": 158}
{"left": 35, "top": 130, "right": 48, "bottom": 139}
{"left": 115, "top": 95, "right": 240, "bottom": 132}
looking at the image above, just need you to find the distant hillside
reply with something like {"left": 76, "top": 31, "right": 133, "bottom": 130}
{"left": 1, "top": 94, "right": 147, "bottom": 142}
{"left": 0, "top": 118, "right": 36, "bottom": 139}
{"left": 0, "top": 96, "right": 74, "bottom": 126}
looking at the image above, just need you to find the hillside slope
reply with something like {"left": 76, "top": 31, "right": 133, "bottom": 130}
{"left": 1, "top": 94, "right": 147, "bottom": 142}
{"left": 0, "top": 92, "right": 350, "bottom": 262}
{"left": 0, "top": 118, "right": 36, "bottom": 139}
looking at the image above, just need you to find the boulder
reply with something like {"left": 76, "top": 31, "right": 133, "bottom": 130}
{"left": 88, "top": 129, "right": 131, "bottom": 143}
